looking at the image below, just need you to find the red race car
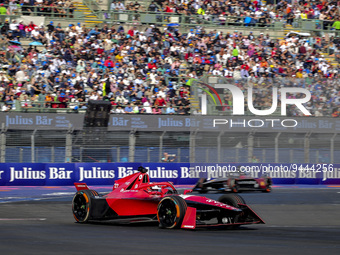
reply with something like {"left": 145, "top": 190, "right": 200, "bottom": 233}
{"left": 72, "top": 167, "right": 264, "bottom": 229}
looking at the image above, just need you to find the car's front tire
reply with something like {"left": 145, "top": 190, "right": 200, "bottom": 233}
{"left": 157, "top": 196, "right": 187, "bottom": 229}
{"left": 218, "top": 194, "right": 246, "bottom": 207}
{"left": 217, "top": 194, "right": 246, "bottom": 227}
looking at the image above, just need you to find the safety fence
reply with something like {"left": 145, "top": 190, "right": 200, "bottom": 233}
{"left": 1, "top": 127, "right": 340, "bottom": 164}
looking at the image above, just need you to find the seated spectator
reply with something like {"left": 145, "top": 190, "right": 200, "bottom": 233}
{"left": 0, "top": 3, "right": 9, "bottom": 15}
{"left": 152, "top": 105, "right": 162, "bottom": 114}
{"left": 132, "top": 102, "right": 140, "bottom": 113}
{"left": 124, "top": 103, "right": 133, "bottom": 113}
{"left": 21, "top": 94, "right": 32, "bottom": 109}
{"left": 2, "top": 102, "right": 12, "bottom": 112}
{"left": 8, "top": 0, "right": 18, "bottom": 15}
{"left": 45, "top": 92, "right": 54, "bottom": 108}
{"left": 142, "top": 101, "right": 152, "bottom": 114}
{"left": 177, "top": 105, "right": 186, "bottom": 115}
{"left": 58, "top": 93, "right": 68, "bottom": 108}
{"left": 148, "top": 1, "right": 159, "bottom": 12}
{"left": 115, "top": 105, "right": 125, "bottom": 113}
{"left": 166, "top": 104, "right": 176, "bottom": 114}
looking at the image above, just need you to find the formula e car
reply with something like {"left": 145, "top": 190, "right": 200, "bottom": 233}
{"left": 193, "top": 171, "right": 272, "bottom": 193}
{"left": 72, "top": 166, "right": 264, "bottom": 229}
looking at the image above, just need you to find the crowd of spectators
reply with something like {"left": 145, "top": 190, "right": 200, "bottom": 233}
{"left": 0, "top": 0, "right": 340, "bottom": 117}
{"left": 2, "top": 0, "right": 340, "bottom": 30}
{"left": 138, "top": 0, "right": 340, "bottom": 29}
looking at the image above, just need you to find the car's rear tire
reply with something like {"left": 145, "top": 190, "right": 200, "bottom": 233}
{"left": 262, "top": 185, "right": 272, "bottom": 193}
{"left": 157, "top": 196, "right": 187, "bottom": 229}
{"left": 196, "top": 178, "right": 207, "bottom": 193}
{"left": 231, "top": 184, "right": 240, "bottom": 193}
{"left": 229, "top": 179, "right": 240, "bottom": 193}
{"left": 262, "top": 179, "right": 272, "bottom": 192}
{"left": 72, "top": 190, "right": 98, "bottom": 223}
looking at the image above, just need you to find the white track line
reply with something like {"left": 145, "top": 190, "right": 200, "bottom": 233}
{"left": 43, "top": 192, "right": 75, "bottom": 196}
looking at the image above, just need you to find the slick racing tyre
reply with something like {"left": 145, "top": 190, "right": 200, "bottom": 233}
{"left": 218, "top": 194, "right": 246, "bottom": 227}
{"left": 228, "top": 179, "right": 240, "bottom": 193}
{"left": 196, "top": 178, "right": 207, "bottom": 193}
{"left": 72, "top": 190, "right": 98, "bottom": 223}
{"left": 262, "top": 179, "right": 272, "bottom": 193}
{"left": 231, "top": 184, "right": 240, "bottom": 193}
{"left": 157, "top": 196, "right": 187, "bottom": 229}
{"left": 262, "top": 185, "right": 272, "bottom": 193}
{"left": 218, "top": 194, "right": 246, "bottom": 207}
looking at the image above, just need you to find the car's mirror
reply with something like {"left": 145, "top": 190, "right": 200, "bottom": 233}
{"left": 183, "top": 189, "right": 192, "bottom": 195}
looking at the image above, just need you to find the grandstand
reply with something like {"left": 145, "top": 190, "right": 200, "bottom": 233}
{"left": 0, "top": 0, "right": 340, "bottom": 164}
{"left": 0, "top": 0, "right": 339, "bottom": 115}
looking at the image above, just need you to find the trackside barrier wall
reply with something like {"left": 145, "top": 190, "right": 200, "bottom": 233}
{"left": 0, "top": 163, "right": 339, "bottom": 186}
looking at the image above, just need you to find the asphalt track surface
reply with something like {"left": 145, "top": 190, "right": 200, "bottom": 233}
{"left": 1, "top": 187, "right": 340, "bottom": 255}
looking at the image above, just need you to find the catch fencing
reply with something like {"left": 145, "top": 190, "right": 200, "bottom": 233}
{"left": 1, "top": 127, "right": 339, "bottom": 164}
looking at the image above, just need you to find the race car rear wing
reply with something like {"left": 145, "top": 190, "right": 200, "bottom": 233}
{"left": 74, "top": 183, "right": 90, "bottom": 191}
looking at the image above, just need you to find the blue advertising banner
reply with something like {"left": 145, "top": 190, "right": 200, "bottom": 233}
{"left": 45, "top": 163, "right": 78, "bottom": 186}
{"left": 73, "top": 162, "right": 140, "bottom": 185}
{"left": 0, "top": 163, "right": 46, "bottom": 186}
{"left": 0, "top": 163, "right": 339, "bottom": 186}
